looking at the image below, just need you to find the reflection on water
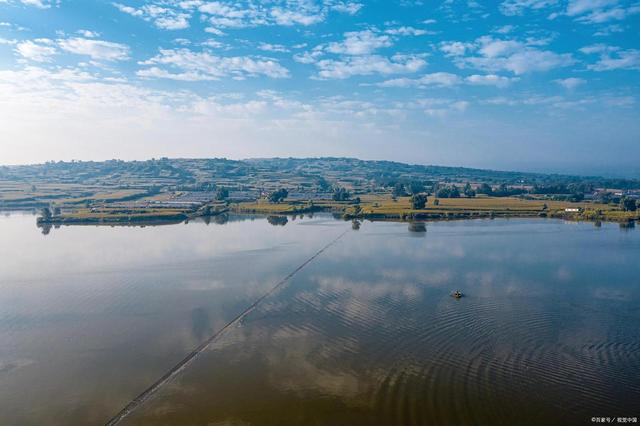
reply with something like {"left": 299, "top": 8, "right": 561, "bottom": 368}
{"left": 407, "top": 221, "right": 426, "bottom": 234}
{"left": 190, "top": 308, "right": 212, "bottom": 342}
{"left": 267, "top": 215, "right": 289, "bottom": 226}
{"left": 0, "top": 212, "right": 348, "bottom": 425}
{"left": 0, "top": 213, "right": 639, "bottom": 425}
{"left": 124, "top": 219, "right": 640, "bottom": 426}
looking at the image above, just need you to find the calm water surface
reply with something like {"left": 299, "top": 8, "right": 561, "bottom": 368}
{"left": 0, "top": 213, "right": 639, "bottom": 425}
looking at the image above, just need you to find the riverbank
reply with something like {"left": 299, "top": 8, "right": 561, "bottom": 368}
{"left": 32, "top": 195, "right": 638, "bottom": 227}
{"left": 231, "top": 195, "right": 639, "bottom": 224}
{"left": 36, "top": 206, "right": 229, "bottom": 227}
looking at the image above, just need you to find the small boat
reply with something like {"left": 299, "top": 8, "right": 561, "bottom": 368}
{"left": 452, "top": 290, "right": 463, "bottom": 299}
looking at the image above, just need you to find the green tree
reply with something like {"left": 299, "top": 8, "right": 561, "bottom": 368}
{"left": 408, "top": 181, "right": 424, "bottom": 195}
{"left": 40, "top": 207, "right": 52, "bottom": 221}
{"left": 464, "top": 183, "right": 476, "bottom": 197}
{"left": 392, "top": 182, "right": 407, "bottom": 197}
{"left": 215, "top": 187, "right": 229, "bottom": 200}
{"left": 332, "top": 186, "right": 351, "bottom": 201}
{"left": 620, "top": 197, "right": 637, "bottom": 212}
{"left": 411, "top": 193, "right": 427, "bottom": 209}
{"left": 316, "top": 177, "right": 330, "bottom": 191}
{"left": 477, "top": 183, "right": 493, "bottom": 195}
{"left": 268, "top": 188, "right": 288, "bottom": 203}
{"left": 436, "top": 185, "right": 460, "bottom": 198}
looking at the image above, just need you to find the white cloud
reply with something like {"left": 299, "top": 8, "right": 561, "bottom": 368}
{"left": 593, "top": 24, "right": 625, "bottom": 36}
{"left": 270, "top": 8, "right": 324, "bottom": 26}
{"left": 465, "top": 74, "right": 518, "bottom": 87}
{"left": 588, "top": 48, "right": 640, "bottom": 71}
{"left": 301, "top": 26, "right": 429, "bottom": 62}
{"left": 174, "top": 37, "right": 191, "bottom": 46}
{"left": 477, "top": 38, "right": 523, "bottom": 57}
{"left": 197, "top": 1, "right": 257, "bottom": 28}
{"left": 330, "top": 2, "right": 362, "bottom": 15}
{"left": 19, "top": 0, "right": 55, "bottom": 8}
{"left": 563, "top": 0, "right": 640, "bottom": 24}
{"left": 155, "top": 13, "right": 191, "bottom": 29}
{"left": 576, "top": 4, "right": 640, "bottom": 23}
{"left": 58, "top": 38, "right": 130, "bottom": 61}
{"left": 313, "top": 54, "right": 426, "bottom": 79}
{"left": 440, "top": 41, "right": 474, "bottom": 57}
{"left": 374, "top": 72, "right": 461, "bottom": 88}
{"left": 297, "top": 28, "right": 431, "bottom": 79}
{"left": 499, "top": 0, "right": 640, "bottom": 24}
{"left": 204, "top": 27, "right": 225, "bottom": 36}
{"left": 566, "top": 0, "right": 617, "bottom": 16}
{"left": 418, "top": 98, "right": 469, "bottom": 117}
{"left": 201, "top": 38, "right": 227, "bottom": 49}
{"left": 579, "top": 43, "right": 613, "bottom": 54}
{"left": 112, "top": 3, "right": 144, "bottom": 17}
{"left": 77, "top": 29, "right": 100, "bottom": 38}
{"left": 138, "top": 48, "right": 290, "bottom": 80}
{"left": 13, "top": 36, "right": 129, "bottom": 63}
{"left": 258, "top": 42, "right": 289, "bottom": 53}
{"left": 0, "top": 37, "right": 18, "bottom": 45}
{"left": 0, "top": 66, "right": 98, "bottom": 85}
{"left": 0, "top": 66, "right": 423, "bottom": 165}
{"left": 473, "top": 50, "right": 574, "bottom": 74}
{"left": 15, "top": 39, "right": 57, "bottom": 62}
{"left": 580, "top": 44, "right": 640, "bottom": 71}
{"left": 414, "top": 72, "right": 461, "bottom": 87}
{"left": 499, "top": 0, "right": 558, "bottom": 16}
{"left": 293, "top": 48, "right": 324, "bottom": 64}
{"left": 494, "top": 24, "right": 516, "bottom": 34}
{"left": 555, "top": 77, "right": 586, "bottom": 89}
{"left": 326, "top": 30, "right": 392, "bottom": 55}
{"left": 111, "top": 0, "right": 364, "bottom": 31}
{"left": 375, "top": 73, "right": 517, "bottom": 89}
{"left": 452, "top": 36, "right": 574, "bottom": 75}
{"left": 384, "top": 26, "right": 429, "bottom": 36}
{"left": 484, "top": 93, "right": 635, "bottom": 111}
{"left": 113, "top": 3, "right": 191, "bottom": 30}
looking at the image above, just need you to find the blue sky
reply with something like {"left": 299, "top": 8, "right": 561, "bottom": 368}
{"left": 0, "top": 0, "right": 638, "bottom": 175}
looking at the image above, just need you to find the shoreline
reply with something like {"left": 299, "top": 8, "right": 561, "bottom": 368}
{"left": 33, "top": 208, "right": 637, "bottom": 228}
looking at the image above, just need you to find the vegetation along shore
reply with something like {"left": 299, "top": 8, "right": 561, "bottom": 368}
{"left": 0, "top": 157, "right": 636, "bottom": 230}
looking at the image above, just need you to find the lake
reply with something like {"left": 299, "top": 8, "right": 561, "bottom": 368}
{"left": 0, "top": 212, "right": 638, "bottom": 425}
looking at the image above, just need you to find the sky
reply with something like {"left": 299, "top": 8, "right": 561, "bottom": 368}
{"left": 0, "top": 0, "right": 638, "bottom": 175}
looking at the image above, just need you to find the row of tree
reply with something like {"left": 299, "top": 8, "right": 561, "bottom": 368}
{"left": 266, "top": 186, "right": 354, "bottom": 203}
{"left": 392, "top": 181, "right": 426, "bottom": 197}
{"left": 268, "top": 188, "right": 289, "bottom": 203}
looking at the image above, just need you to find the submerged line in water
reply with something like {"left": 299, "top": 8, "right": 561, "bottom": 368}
{"left": 105, "top": 229, "right": 349, "bottom": 426}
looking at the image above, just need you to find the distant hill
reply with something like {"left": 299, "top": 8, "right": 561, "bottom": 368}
{"left": 1, "top": 157, "right": 638, "bottom": 190}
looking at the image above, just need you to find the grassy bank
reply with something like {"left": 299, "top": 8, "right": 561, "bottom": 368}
{"left": 232, "top": 195, "right": 638, "bottom": 223}
{"left": 33, "top": 195, "right": 638, "bottom": 226}
{"left": 38, "top": 207, "right": 190, "bottom": 225}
